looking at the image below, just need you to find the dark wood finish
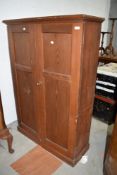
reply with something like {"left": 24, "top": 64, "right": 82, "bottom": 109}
{"left": 104, "top": 113, "right": 117, "bottom": 175}
{"left": 0, "top": 94, "right": 14, "bottom": 153}
{"left": 99, "top": 55, "right": 117, "bottom": 64}
{"left": 3, "top": 14, "right": 104, "bottom": 165}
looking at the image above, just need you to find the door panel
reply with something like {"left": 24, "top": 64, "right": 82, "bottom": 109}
{"left": 45, "top": 76, "right": 70, "bottom": 149}
{"left": 16, "top": 70, "right": 36, "bottom": 131}
{"left": 43, "top": 33, "right": 71, "bottom": 75}
{"left": 9, "top": 25, "right": 41, "bottom": 136}
{"left": 13, "top": 33, "right": 31, "bottom": 66}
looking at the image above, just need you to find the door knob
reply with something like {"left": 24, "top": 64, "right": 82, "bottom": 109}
{"left": 36, "top": 81, "right": 42, "bottom": 86}
{"left": 22, "top": 27, "right": 26, "bottom": 31}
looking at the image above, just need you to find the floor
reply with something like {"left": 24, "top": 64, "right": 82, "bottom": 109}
{"left": 0, "top": 118, "right": 108, "bottom": 175}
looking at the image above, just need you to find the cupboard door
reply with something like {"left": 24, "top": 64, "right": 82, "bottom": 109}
{"left": 8, "top": 25, "right": 41, "bottom": 140}
{"left": 42, "top": 25, "right": 72, "bottom": 153}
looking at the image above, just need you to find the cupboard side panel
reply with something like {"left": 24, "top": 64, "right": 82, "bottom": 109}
{"left": 75, "top": 22, "right": 101, "bottom": 154}
{"left": 67, "top": 22, "right": 84, "bottom": 157}
{"left": 79, "top": 22, "right": 101, "bottom": 110}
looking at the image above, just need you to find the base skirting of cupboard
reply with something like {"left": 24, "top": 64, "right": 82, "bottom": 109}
{"left": 3, "top": 14, "right": 104, "bottom": 166}
{"left": 18, "top": 123, "right": 89, "bottom": 166}
{"left": 18, "top": 125, "right": 40, "bottom": 144}
{"left": 41, "top": 142, "right": 89, "bottom": 166}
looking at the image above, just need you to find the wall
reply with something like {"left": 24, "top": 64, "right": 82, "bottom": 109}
{"left": 0, "top": 0, "right": 110, "bottom": 125}
{"left": 109, "top": 0, "right": 117, "bottom": 54}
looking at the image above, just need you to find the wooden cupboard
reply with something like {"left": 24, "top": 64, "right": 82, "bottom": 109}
{"left": 3, "top": 14, "right": 104, "bottom": 165}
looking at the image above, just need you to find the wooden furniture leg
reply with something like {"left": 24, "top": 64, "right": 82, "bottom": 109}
{"left": 7, "top": 130, "right": 14, "bottom": 153}
{"left": 0, "top": 128, "right": 14, "bottom": 153}
{"left": 0, "top": 93, "right": 14, "bottom": 153}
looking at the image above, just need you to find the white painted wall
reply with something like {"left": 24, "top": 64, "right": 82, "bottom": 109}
{"left": 0, "top": 0, "right": 110, "bottom": 125}
{"left": 109, "top": 0, "right": 117, "bottom": 54}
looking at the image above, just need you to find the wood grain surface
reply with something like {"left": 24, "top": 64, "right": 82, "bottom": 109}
{"left": 11, "top": 146, "right": 62, "bottom": 175}
{"left": 5, "top": 15, "right": 103, "bottom": 165}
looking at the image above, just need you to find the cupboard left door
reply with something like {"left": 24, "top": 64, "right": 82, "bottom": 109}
{"left": 8, "top": 24, "right": 41, "bottom": 143}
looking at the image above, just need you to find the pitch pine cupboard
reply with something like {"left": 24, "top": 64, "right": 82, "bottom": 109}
{"left": 3, "top": 14, "right": 104, "bottom": 165}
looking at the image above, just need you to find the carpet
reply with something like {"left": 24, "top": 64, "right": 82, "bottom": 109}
{"left": 11, "top": 146, "right": 62, "bottom": 175}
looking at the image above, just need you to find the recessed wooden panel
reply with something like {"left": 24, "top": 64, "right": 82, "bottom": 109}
{"left": 44, "top": 76, "right": 70, "bottom": 149}
{"left": 43, "top": 33, "right": 71, "bottom": 75}
{"left": 13, "top": 33, "right": 31, "bottom": 66}
{"left": 16, "top": 70, "right": 37, "bottom": 132}
{"left": 9, "top": 24, "right": 29, "bottom": 33}
{"left": 42, "top": 23, "right": 72, "bottom": 33}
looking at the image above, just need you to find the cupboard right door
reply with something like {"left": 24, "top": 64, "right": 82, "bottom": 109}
{"left": 41, "top": 23, "right": 83, "bottom": 164}
{"left": 42, "top": 27, "right": 72, "bottom": 154}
